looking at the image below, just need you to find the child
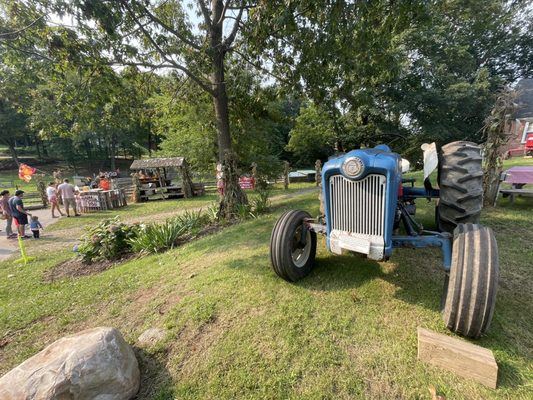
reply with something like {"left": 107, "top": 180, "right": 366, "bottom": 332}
{"left": 30, "top": 215, "right": 43, "bottom": 239}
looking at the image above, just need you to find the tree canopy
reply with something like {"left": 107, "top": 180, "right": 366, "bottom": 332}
{"left": 0, "top": 0, "right": 531, "bottom": 176}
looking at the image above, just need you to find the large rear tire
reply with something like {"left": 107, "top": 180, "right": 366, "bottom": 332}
{"left": 437, "top": 141, "right": 483, "bottom": 233}
{"left": 441, "top": 224, "right": 499, "bottom": 338}
{"left": 270, "top": 210, "right": 317, "bottom": 282}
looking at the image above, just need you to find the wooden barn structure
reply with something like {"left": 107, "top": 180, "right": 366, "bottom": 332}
{"left": 130, "top": 157, "right": 203, "bottom": 201}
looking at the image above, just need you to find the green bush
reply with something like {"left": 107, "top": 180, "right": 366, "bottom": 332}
{"left": 235, "top": 203, "right": 257, "bottom": 220}
{"left": 128, "top": 219, "right": 187, "bottom": 255}
{"left": 175, "top": 210, "right": 211, "bottom": 235}
{"left": 251, "top": 183, "right": 271, "bottom": 214}
{"left": 128, "top": 211, "right": 211, "bottom": 255}
{"left": 78, "top": 216, "right": 139, "bottom": 263}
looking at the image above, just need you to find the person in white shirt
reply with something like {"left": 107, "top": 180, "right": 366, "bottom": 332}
{"left": 46, "top": 182, "right": 65, "bottom": 218}
{"left": 57, "top": 179, "right": 80, "bottom": 217}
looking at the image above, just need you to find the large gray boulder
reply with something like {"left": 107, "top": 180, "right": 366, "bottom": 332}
{"left": 0, "top": 327, "right": 140, "bottom": 400}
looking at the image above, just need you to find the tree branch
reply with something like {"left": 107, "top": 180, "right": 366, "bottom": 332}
{"left": 216, "top": 0, "right": 232, "bottom": 26}
{"left": 135, "top": 1, "right": 202, "bottom": 51}
{"left": 121, "top": 1, "right": 215, "bottom": 96}
{"left": 110, "top": 61, "right": 176, "bottom": 69}
{"left": 223, "top": 1, "right": 245, "bottom": 48}
{"left": 231, "top": 48, "right": 292, "bottom": 86}
{"left": 0, "top": 41, "right": 54, "bottom": 62}
{"left": 198, "top": 0, "right": 212, "bottom": 27}
{"left": 0, "top": 14, "right": 46, "bottom": 39}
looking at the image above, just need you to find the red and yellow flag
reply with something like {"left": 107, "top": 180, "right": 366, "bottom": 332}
{"left": 18, "top": 163, "right": 36, "bottom": 182}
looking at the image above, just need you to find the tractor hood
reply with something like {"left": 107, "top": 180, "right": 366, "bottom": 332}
{"left": 321, "top": 144, "right": 402, "bottom": 260}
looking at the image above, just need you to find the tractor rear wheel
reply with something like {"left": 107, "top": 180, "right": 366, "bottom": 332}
{"left": 270, "top": 210, "right": 317, "bottom": 282}
{"left": 441, "top": 224, "right": 499, "bottom": 338}
{"left": 437, "top": 141, "right": 483, "bottom": 233}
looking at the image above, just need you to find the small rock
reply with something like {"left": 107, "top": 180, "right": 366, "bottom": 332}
{"left": 0, "top": 327, "right": 139, "bottom": 400}
{"left": 137, "top": 328, "right": 166, "bottom": 347}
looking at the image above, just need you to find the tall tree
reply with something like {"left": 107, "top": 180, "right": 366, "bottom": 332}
{"left": 1, "top": 0, "right": 257, "bottom": 215}
{"left": 246, "top": 0, "right": 533, "bottom": 159}
{"left": 58, "top": 0, "right": 251, "bottom": 215}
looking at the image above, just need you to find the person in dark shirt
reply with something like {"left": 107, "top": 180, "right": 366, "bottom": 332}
{"left": 9, "top": 190, "right": 32, "bottom": 238}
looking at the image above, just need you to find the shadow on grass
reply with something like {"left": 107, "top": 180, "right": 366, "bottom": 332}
{"left": 492, "top": 358, "right": 525, "bottom": 389}
{"left": 133, "top": 346, "right": 174, "bottom": 400}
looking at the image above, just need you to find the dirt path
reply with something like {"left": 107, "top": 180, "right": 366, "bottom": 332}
{"left": 0, "top": 208, "right": 60, "bottom": 261}
{"left": 0, "top": 187, "right": 318, "bottom": 261}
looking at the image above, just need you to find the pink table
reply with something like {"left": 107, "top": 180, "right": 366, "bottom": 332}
{"left": 504, "top": 167, "right": 533, "bottom": 184}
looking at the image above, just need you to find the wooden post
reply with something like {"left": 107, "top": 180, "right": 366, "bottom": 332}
{"left": 131, "top": 173, "right": 140, "bottom": 203}
{"left": 181, "top": 162, "right": 194, "bottom": 198}
{"left": 37, "top": 181, "right": 48, "bottom": 207}
{"left": 417, "top": 327, "right": 498, "bottom": 388}
{"left": 156, "top": 167, "right": 165, "bottom": 200}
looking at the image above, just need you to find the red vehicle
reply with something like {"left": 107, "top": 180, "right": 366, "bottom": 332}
{"left": 526, "top": 133, "right": 533, "bottom": 155}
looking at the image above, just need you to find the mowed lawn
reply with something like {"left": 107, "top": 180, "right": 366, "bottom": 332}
{"left": 1, "top": 189, "right": 532, "bottom": 398}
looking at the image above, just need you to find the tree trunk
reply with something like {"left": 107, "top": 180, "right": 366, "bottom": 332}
{"left": 110, "top": 133, "right": 116, "bottom": 171}
{"left": 34, "top": 134, "right": 42, "bottom": 159}
{"left": 84, "top": 139, "right": 92, "bottom": 160}
{"left": 3, "top": 140, "right": 20, "bottom": 166}
{"left": 210, "top": 0, "right": 247, "bottom": 217}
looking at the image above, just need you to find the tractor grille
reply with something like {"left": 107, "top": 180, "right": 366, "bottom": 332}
{"left": 329, "top": 174, "right": 387, "bottom": 236}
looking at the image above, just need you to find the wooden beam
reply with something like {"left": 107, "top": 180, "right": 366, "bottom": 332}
{"left": 417, "top": 327, "right": 498, "bottom": 389}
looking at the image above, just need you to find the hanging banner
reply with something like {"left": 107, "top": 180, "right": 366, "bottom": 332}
{"left": 18, "top": 163, "right": 36, "bottom": 182}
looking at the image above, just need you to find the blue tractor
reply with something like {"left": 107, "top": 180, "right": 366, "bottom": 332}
{"left": 270, "top": 142, "right": 498, "bottom": 339}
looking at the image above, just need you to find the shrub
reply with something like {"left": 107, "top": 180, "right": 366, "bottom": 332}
{"left": 251, "top": 184, "right": 271, "bottom": 214}
{"left": 235, "top": 203, "right": 257, "bottom": 220}
{"left": 78, "top": 216, "right": 139, "bottom": 263}
{"left": 175, "top": 210, "right": 211, "bottom": 235}
{"left": 206, "top": 202, "right": 221, "bottom": 222}
{"left": 128, "top": 219, "right": 187, "bottom": 255}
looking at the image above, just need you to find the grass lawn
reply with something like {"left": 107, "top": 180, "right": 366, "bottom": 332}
{"left": 45, "top": 194, "right": 220, "bottom": 231}
{"left": 0, "top": 186, "right": 531, "bottom": 399}
{"left": 0, "top": 171, "right": 57, "bottom": 193}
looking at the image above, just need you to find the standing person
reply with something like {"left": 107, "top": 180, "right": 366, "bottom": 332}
{"left": 30, "top": 215, "right": 43, "bottom": 239}
{"left": 1, "top": 190, "right": 16, "bottom": 238}
{"left": 46, "top": 182, "right": 65, "bottom": 218}
{"left": 57, "top": 179, "right": 81, "bottom": 217}
{"left": 8, "top": 190, "right": 31, "bottom": 238}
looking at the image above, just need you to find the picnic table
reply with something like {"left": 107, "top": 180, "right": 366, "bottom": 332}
{"left": 504, "top": 166, "right": 533, "bottom": 185}
{"left": 497, "top": 166, "right": 533, "bottom": 204}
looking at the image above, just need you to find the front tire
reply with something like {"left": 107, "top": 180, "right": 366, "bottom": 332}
{"left": 437, "top": 141, "right": 483, "bottom": 233}
{"left": 441, "top": 224, "right": 499, "bottom": 338}
{"left": 270, "top": 210, "right": 317, "bottom": 282}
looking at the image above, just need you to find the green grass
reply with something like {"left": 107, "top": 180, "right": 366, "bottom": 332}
{"left": 46, "top": 194, "right": 219, "bottom": 231}
{"left": 0, "top": 189, "right": 531, "bottom": 399}
{"left": 45, "top": 184, "right": 315, "bottom": 231}
{"left": 501, "top": 156, "right": 533, "bottom": 168}
{"left": 0, "top": 171, "right": 57, "bottom": 193}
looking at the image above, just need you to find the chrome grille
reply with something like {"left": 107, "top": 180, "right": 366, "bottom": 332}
{"left": 329, "top": 174, "right": 387, "bottom": 236}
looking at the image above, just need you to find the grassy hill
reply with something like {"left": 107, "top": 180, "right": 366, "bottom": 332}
{"left": 0, "top": 187, "right": 531, "bottom": 399}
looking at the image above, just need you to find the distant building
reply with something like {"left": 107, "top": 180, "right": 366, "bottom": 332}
{"left": 503, "top": 79, "right": 533, "bottom": 157}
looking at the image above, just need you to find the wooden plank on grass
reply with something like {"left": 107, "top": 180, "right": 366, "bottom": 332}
{"left": 417, "top": 327, "right": 498, "bottom": 389}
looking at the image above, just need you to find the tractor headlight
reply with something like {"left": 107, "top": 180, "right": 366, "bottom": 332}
{"left": 342, "top": 157, "right": 364, "bottom": 178}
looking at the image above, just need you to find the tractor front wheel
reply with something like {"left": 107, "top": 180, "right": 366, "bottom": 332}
{"left": 270, "top": 210, "right": 317, "bottom": 282}
{"left": 441, "top": 224, "right": 499, "bottom": 338}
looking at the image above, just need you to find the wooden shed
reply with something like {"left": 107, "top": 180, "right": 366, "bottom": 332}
{"left": 130, "top": 157, "right": 203, "bottom": 201}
